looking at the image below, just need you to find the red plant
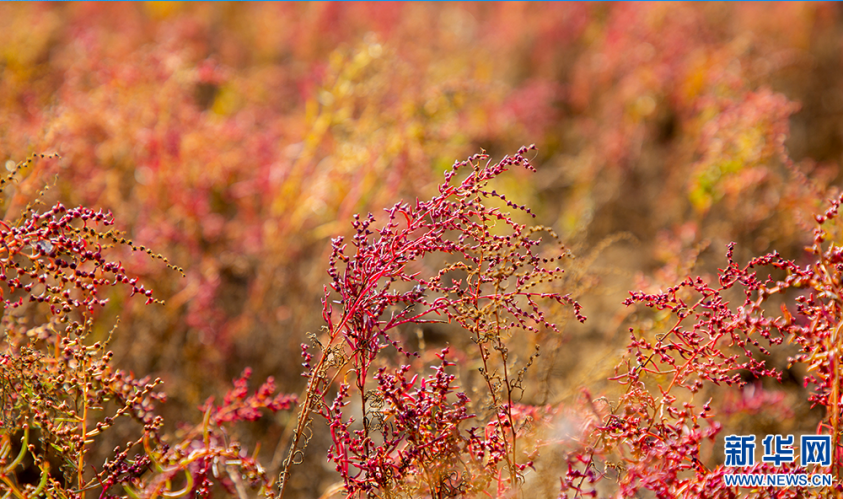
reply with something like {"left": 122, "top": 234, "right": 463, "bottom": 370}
{"left": 561, "top": 193, "right": 843, "bottom": 498}
{"left": 0, "top": 154, "right": 296, "bottom": 498}
{"left": 278, "top": 146, "right": 584, "bottom": 497}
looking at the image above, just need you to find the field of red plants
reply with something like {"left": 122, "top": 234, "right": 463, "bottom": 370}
{"left": 3, "top": 2, "right": 843, "bottom": 498}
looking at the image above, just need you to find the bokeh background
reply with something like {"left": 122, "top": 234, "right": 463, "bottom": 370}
{"left": 2, "top": 2, "right": 843, "bottom": 496}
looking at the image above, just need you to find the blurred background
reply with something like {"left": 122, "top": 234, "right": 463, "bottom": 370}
{"left": 1, "top": 2, "right": 842, "bottom": 496}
